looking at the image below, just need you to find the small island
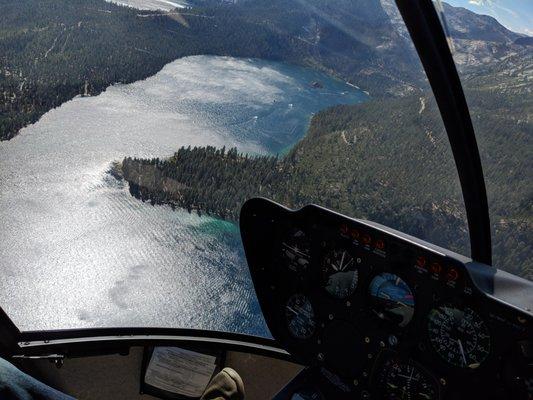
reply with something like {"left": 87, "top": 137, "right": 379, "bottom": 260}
{"left": 113, "top": 88, "right": 532, "bottom": 280}
{"left": 114, "top": 146, "right": 286, "bottom": 221}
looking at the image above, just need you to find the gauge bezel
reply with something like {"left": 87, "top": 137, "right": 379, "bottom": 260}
{"left": 370, "top": 349, "right": 442, "bottom": 400}
{"left": 425, "top": 302, "right": 492, "bottom": 371}
{"left": 284, "top": 293, "right": 318, "bottom": 341}
{"left": 279, "top": 226, "right": 313, "bottom": 274}
{"left": 320, "top": 245, "right": 361, "bottom": 300}
{"left": 368, "top": 271, "right": 416, "bottom": 328}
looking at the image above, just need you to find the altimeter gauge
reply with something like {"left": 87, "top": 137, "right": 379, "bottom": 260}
{"left": 321, "top": 248, "right": 359, "bottom": 299}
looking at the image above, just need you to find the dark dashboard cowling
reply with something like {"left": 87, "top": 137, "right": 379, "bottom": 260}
{"left": 240, "top": 198, "right": 533, "bottom": 400}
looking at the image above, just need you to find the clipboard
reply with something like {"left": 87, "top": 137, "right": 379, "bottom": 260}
{"left": 140, "top": 345, "right": 225, "bottom": 400}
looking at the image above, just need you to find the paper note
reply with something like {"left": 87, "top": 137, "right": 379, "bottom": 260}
{"left": 145, "top": 347, "right": 217, "bottom": 397}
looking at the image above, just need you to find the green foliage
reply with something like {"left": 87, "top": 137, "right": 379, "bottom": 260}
{"left": 2, "top": 0, "right": 530, "bottom": 280}
{"left": 119, "top": 87, "right": 531, "bottom": 280}
{"left": 120, "top": 146, "right": 284, "bottom": 220}
{"left": 0, "top": 0, "right": 422, "bottom": 140}
{"left": 0, "top": 0, "right": 292, "bottom": 139}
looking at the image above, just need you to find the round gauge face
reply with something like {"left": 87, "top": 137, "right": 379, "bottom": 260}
{"left": 285, "top": 294, "right": 316, "bottom": 339}
{"left": 321, "top": 248, "right": 359, "bottom": 299}
{"left": 376, "top": 357, "right": 440, "bottom": 400}
{"left": 369, "top": 273, "right": 415, "bottom": 327}
{"left": 281, "top": 228, "right": 311, "bottom": 272}
{"left": 427, "top": 306, "right": 490, "bottom": 369}
{"left": 290, "top": 388, "right": 325, "bottom": 400}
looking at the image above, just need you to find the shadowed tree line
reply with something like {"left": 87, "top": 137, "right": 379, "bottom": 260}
{"left": 118, "top": 87, "right": 532, "bottom": 280}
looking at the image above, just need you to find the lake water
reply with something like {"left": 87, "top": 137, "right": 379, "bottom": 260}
{"left": 0, "top": 56, "right": 365, "bottom": 336}
{"left": 107, "top": 0, "right": 188, "bottom": 11}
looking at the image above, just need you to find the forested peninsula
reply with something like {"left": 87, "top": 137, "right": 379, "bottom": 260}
{"left": 4, "top": 0, "right": 531, "bottom": 278}
{"left": 115, "top": 87, "right": 532, "bottom": 280}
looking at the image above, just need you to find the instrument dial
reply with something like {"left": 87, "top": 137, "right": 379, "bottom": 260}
{"left": 369, "top": 273, "right": 415, "bottom": 327}
{"left": 281, "top": 229, "right": 311, "bottom": 272}
{"left": 427, "top": 306, "right": 490, "bottom": 369}
{"left": 375, "top": 356, "right": 440, "bottom": 400}
{"left": 321, "top": 248, "right": 359, "bottom": 299}
{"left": 285, "top": 294, "right": 316, "bottom": 339}
{"left": 291, "top": 388, "right": 324, "bottom": 400}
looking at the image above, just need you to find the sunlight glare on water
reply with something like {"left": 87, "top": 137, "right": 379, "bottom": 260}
{"left": 0, "top": 56, "right": 365, "bottom": 335}
{"left": 106, "top": 0, "right": 188, "bottom": 11}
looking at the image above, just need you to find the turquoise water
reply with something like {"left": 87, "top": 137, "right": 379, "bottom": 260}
{"left": 188, "top": 59, "right": 367, "bottom": 155}
{"left": 0, "top": 56, "right": 366, "bottom": 336}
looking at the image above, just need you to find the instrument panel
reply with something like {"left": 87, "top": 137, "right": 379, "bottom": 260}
{"left": 240, "top": 198, "right": 533, "bottom": 400}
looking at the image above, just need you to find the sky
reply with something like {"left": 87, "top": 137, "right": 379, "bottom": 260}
{"left": 445, "top": 0, "right": 533, "bottom": 35}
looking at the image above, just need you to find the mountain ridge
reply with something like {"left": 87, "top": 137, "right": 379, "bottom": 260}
{"left": 3, "top": 0, "right": 530, "bottom": 140}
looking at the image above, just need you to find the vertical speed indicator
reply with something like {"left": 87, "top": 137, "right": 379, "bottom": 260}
{"left": 285, "top": 294, "right": 316, "bottom": 340}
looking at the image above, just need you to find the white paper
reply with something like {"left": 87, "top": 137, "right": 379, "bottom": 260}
{"left": 145, "top": 347, "right": 217, "bottom": 397}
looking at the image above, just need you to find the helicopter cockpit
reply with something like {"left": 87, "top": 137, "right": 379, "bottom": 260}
{"left": 0, "top": 0, "right": 531, "bottom": 399}
{"left": 1, "top": 195, "right": 531, "bottom": 399}
{"left": 239, "top": 197, "right": 533, "bottom": 399}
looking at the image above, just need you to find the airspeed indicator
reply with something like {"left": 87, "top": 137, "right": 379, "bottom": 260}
{"left": 427, "top": 306, "right": 490, "bottom": 369}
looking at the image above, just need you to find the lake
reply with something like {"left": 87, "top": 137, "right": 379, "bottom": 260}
{"left": 0, "top": 56, "right": 366, "bottom": 336}
{"left": 107, "top": 0, "right": 188, "bottom": 11}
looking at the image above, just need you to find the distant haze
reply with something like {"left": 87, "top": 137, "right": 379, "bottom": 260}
{"left": 445, "top": 0, "right": 533, "bottom": 36}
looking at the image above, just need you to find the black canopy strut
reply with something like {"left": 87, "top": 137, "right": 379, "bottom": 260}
{"left": 395, "top": 0, "right": 492, "bottom": 265}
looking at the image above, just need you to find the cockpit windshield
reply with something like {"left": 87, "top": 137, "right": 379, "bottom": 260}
{"left": 439, "top": 0, "right": 532, "bottom": 280}
{"left": 0, "top": 0, "right": 530, "bottom": 338}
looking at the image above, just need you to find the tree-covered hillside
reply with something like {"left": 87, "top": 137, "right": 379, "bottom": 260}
{"left": 117, "top": 85, "right": 532, "bottom": 280}
{"left": 3, "top": 0, "right": 529, "bottom": 141}
{"left": 0, "top": 0, "right": 302, "bottom": 140}
{"left": 0, "top": 0, "right": 423, "bottom": 141}
{"left": 3, "top": 0, "right": 531, "bottom": 279}
{"left": 119, "top": 147, "right": 284, "bottom": 220}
